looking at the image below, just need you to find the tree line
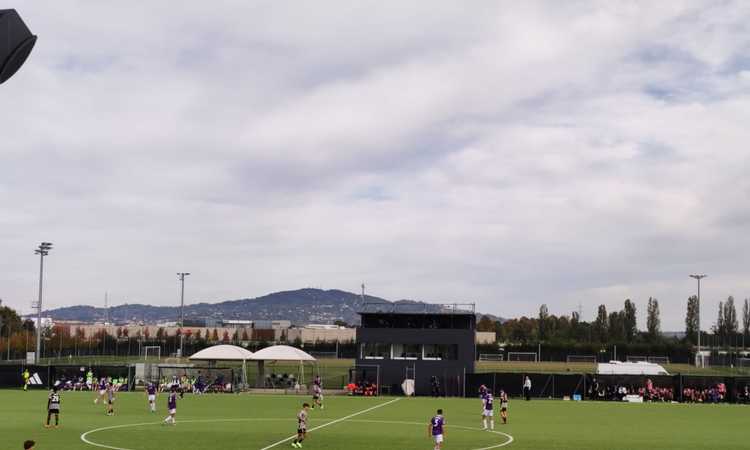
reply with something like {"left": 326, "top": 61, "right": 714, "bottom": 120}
{"left": 479, "top": 296, "right": 750, "bottom": 347}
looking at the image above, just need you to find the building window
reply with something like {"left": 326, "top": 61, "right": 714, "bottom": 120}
{"left": 422, "top": 344, "right": 458, "bottom": 360}
{"left": 392, "top": 343, "right": 421, "bottom": 360}
{"left": 361, "top": 342, "right": 389, "bottom": 359}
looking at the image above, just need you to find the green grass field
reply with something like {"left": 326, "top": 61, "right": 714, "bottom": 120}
{"left": 3, "top": 389, "right": 747, "bottom": 450}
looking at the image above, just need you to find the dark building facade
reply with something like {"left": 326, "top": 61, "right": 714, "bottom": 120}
{"left": 355, "top": 303, "right": 476, "bottom": 396}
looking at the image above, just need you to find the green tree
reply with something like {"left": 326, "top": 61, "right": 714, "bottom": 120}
{"left": 608, "top": 311, "right": 625, "bottom": 342}
{"left": 646, "top": 297, "right": 661, "bottom": 341}
{"left": 723, "top": 296, "right": 738, "bottom": 337}
{"left": 743, "top": 298, "right": 750, "bottom": 345}
{"left": 685, "top": 295, "right": 700, "bottom": 345}
{"left": 623, "top": 299, "right": 637, "bottom": 342}
{"left": 715, "top": 301, "right": 725, "bottom": 337}
{"left": 594, "top": 305, "right": 608, "bottom": 342}
{"left": 538, "top": 305, "right": 549, "bottom": 340}
{"left": 477, "top": 315, "right": 495, "bottom": 332}
{"left": 0, "top": 306, "right": 23, "bottom": 334}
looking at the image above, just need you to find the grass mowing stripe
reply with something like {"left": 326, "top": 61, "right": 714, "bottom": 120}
{"left": 258, "top": 397, "right": 402, "bottom": 450}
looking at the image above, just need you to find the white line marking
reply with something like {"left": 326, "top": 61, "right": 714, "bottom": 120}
{"left": 80, "top": 418, "right": 327, "bottom": 450}
{"left": 258, "top": 397, "right": 402, "bottom": 450}
{"left": 345, "top": 419, "right": 514, "bottom": 449}
{"left": 80, "top": 405, "right": 514, "bottom": 450}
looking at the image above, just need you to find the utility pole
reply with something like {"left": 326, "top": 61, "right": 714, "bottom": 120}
{"left": 102, "top": 292, "right": 108, "bottom": 355}
{"left": 34, "top": 242, "right": 52, "bottom": 364}
{"left": 690, "top": 274, "right": 707, "bottom": 368}
{"left": 361, "top": 283, "right": 365, "bottom": 303}
{"left": 177, "top": 273, "right": 190, "bottom": 358}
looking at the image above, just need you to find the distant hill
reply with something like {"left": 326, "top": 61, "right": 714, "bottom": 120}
{"left": 43, "top": 288, "right": 495, "bottom": 326}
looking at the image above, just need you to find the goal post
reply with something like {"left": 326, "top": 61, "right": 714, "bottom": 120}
{"left": 479, "top": 354, "right": 504, "bottom": 362}
{"left": 143, "top": 346, "right": 161, "bottom": 361}
{"left": 566, "top": 355, "right": 597, "bottom": 363}
{"left": 646, "top": 356, "right": 670, "bottom": 365}
{"left": 507, "top": 352, "right": 538, "bottom": 362}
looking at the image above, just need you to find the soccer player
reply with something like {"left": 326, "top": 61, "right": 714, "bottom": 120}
{"left": 45, "top": 386, "right": 61, "bottom": 428}
{"left": 428, "top": 408, "right": 446, "bottom": 450}
{"left": 482, "top": 390, "right": 494, "bottom": 430}
{"left": 499, "top": 390, "right": 509, "bottom": 424}
{"left": 479, "top": 384, "right": 488, "bottom": 398}
{"left": 22, "top": 368, "right": 30, "bottom": 391}
{"left": 94, "top": 377, "right": 107, "bottom": 404}
{"left": 146, "top": 382, "right": 158, "bottom": 412}
{"left": 311, "top": 378, "right": 323, "bottom": 410}
{"left": 105, "top": 382, "right": 116, "bottom": 416}
{"left": 291, "top": 403, "right": 310, "bottom": 448}
{"left": 164, "top": 386, "right": 177, "bottom": 425}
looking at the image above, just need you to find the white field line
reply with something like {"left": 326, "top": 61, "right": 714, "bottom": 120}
{"left": 345, "top": 419, "right": 514, "bottom": 449}
{"left": 80, "top": 404, "right": 514, "bottom": 450}
{"left": 258, "top": 397, "right": 402, "bottom": 450}
{"left": 80, "top": 418, "right": 321, "bottom": 450}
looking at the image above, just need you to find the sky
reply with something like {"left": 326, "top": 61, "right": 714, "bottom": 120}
{"left": 2, "top": 1, "right": 750, "bottom": 330}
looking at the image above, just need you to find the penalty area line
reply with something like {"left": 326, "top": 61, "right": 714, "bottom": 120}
{"left": 258, "top": 397, "right": 402, "bottom": 450}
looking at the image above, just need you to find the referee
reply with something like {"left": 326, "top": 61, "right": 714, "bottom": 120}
{"left": 523, "top": 376, "right": 532, "bottom": 401}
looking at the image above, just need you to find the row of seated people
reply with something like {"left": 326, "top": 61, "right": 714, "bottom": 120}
{"left": 346, "top": 381, "right": 377, "bottom": 396}
{"left": 682, "top": 383, "right": 727, "bottom": 403}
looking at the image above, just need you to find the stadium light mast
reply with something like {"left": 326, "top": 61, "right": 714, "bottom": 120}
{"left": 34, "top": 242, "right": 52, "bottom": 364}
{"left": 177, "top": 272, "right": 190, "bottom": 358}
{"left": 689, "top": 274, "right": 707, "bottom": 368}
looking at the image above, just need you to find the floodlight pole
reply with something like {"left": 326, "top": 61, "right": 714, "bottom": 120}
{"left": 178, "top": 272, "right": 190, "bottom": 358}
{"left": 690, "top": 274, "right": 707, "bottom": 368}
{"left": 34, "top": 242, "right": 52, "bottom": 364}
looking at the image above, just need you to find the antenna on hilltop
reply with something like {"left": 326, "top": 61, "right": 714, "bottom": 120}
{"left": 361, "top": 283, "right": 365, "bottom": 302}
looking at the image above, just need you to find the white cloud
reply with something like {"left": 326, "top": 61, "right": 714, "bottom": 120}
{"left": 1, "top": 1, "right": 749, "bottom": 330}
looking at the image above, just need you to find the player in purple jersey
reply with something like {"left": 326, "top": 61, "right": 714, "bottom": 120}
{"left": 428, "top": 409, "right": 446, "bottom": 450}
{"left": 479, "top": 384, "right": 488, "bottom": 399}
{"left": 291, "top": 403, "right": 310, "bottom": 448}
{"left": 94, "top": 377, "right": 107, "bottom": 404}
{"left": 45, "top": 386, "right": 61, "bottom": 428}
{"left": 481, "top": 391, "right": 494, "bottom": 430}
{"left": 163, "top": 386, "right": 177, "bottom": 425}
{"left": 146, "top": 382, "right": 157, "bottom": 412}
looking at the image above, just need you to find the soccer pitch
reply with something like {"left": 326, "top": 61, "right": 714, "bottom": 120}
{"left": 2, "top": 390, "right": 746, "bottom": 450}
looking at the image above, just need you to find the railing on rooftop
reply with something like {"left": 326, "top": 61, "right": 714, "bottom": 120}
{"left": 359, "top": 302, "right": 475, "bottom": 315}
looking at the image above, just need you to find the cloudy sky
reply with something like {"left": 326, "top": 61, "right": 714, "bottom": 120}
{"left": 2, "top": 1, "right": 750, "bottom": 330}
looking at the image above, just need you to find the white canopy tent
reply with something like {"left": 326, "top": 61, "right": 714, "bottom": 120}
{"left": 189, "top": 345, "right": 254, "bottom": 386}
{"left": 249, "top": 345, "right": 317, "bottom": 388}
{"left": 596, "top": 361, "right": 669, "bottom": 376}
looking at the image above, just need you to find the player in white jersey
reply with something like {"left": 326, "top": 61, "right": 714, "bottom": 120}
{"left": 312, "top": 383, "right": 323, "bottom": 410}
{"left": 292, "top": 403, "right": 310, "bottom": 448}
{"left": 45, "top": 386, "right": 61, "bottom": 428}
